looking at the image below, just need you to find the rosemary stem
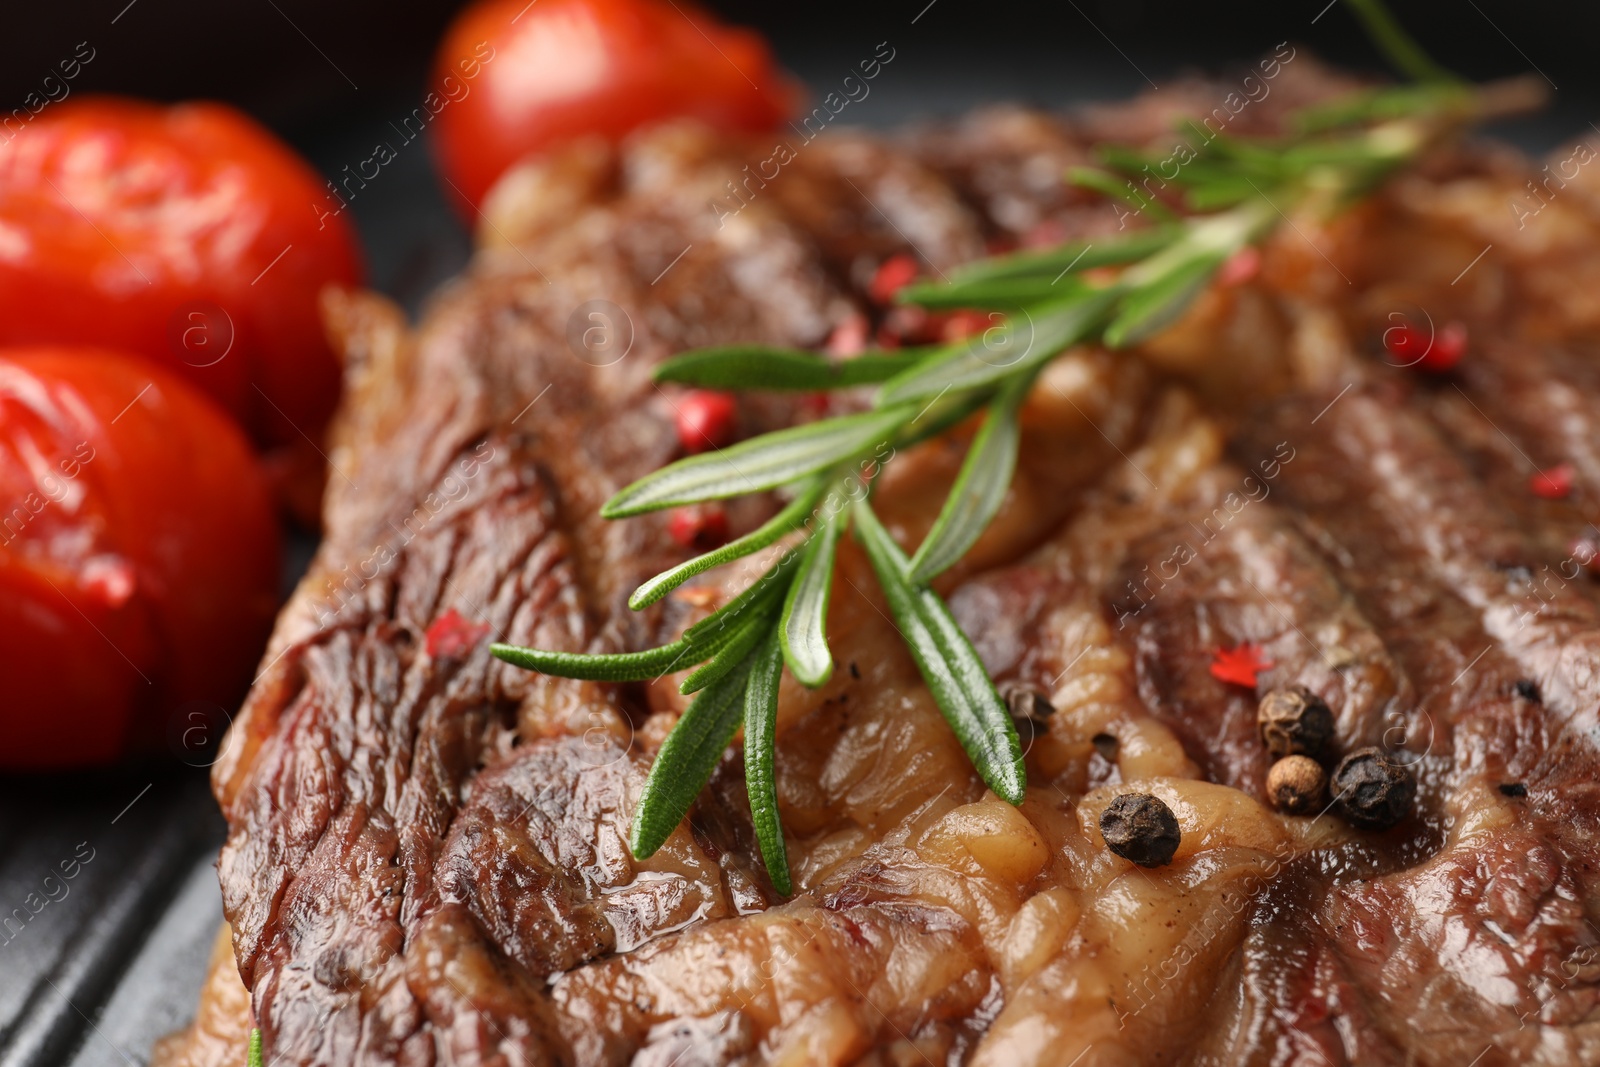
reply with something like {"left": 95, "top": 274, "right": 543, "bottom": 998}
{"left": 1343, "top": 0, "right": 1461, "bottom": 86}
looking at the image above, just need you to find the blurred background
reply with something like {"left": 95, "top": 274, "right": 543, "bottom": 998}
{"left": 0, "top": 1, "right": 1593, "bottom": 1064}
{"left": 5, "top": 0, "right": 1595, "bottom": 117}
{"left": 0, "top": 0, "right": 1591, "bottom": 312}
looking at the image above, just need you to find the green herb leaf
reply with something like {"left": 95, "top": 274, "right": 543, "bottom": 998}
{"left": 890, "top": 390, "right": 992, "bottom": 452}
{"left": 629, "top": 479, "right": 828, "bottom": 609}
{"left": 876, "top": 292, "right": 1116, "bottom": 407}
{"left": 780, "top": 507, "right": 844, "bottom": 686}
{"left": 248, "top": 1029, "right": 263, "bottom": 1067}
{"left": 655, "top": 346, "right": 936, "bottom": 390}
{"left": 1293, "top": 83, "right": 1470, "bottom": 133}
{"left": 931, "top": 227, "right": 1177, "bottom": 289}
{"left": 602, "top": 405, "right": 915, "bottom": 517}
{"left": 743, "top": 625, "right": 792, "bottom": 894}
{"left": 493, "top": 559, "right": 793, "bottom": 686}
{"left": 631, "top": 648, "right": 758, "bottom": 860}
{"left": 1102, "top": 253, "right": 1226, "bottom": 348}
{"left": 907, "top": 372, "right": 1030, "bottom": 583}
{"left": 1102, "top": 201, "right": 1273, "bottom": 348}
{"left": 852, "top": 500, "right": 1025, "bottom": 804}
{"left": 1173, "top": 121, "right": 1288, "bottom": 181}
{"left": 1182, "top": 179, "right": 1256, "bottom": 211}
{"left": 1343, "top": 0, "right": 1461, "bottom": 85}
{"left": 680, "top": 609, "right": 774, "bottom": 694}
{"left": 490, "top": 636, "right": 700, "bottom": 682}
{"left": 898, "top": 276, "right": 1092, "bottom": 312}
{"left": 682, "top": 550, "right": 803, "bottom": 644}
{"left": 1068, "top": 166, "right": 1178, "bottom": 223}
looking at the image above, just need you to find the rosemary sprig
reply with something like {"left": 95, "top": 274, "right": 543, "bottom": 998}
{"left": 492, "top": 3, "right": 1489, "bottom": 893}
{"left": 1343, "top": 0, "right": 1462, "bottom": 86}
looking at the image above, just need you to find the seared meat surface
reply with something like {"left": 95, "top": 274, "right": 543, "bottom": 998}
{"left": 163, "top": 58, "right": 1600, "bottom": 1066}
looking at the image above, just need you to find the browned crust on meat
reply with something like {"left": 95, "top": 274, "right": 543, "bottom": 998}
{"left": 172, "top": 58, "right": 1600, "bottom": 1066}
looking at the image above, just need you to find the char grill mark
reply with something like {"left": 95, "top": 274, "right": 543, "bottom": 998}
{"left": 954, "top": 393, "right": 1404, "bottom": 795}
{"left": 220, "top": 440, "right": 600, "bottom": 1064}
{"left": 215, "top": 122, "right": 1002, "bottom": 1067}
{"left": 1455, "top": 336, "right": 1600, "bottom": 502}
{"left": 437, "top": 736, "right": 740, "bottom": 978}
{"left": 1418, "top": 333, "right": 1600, "bottom": 608}
{"left": 1113, "top": 483, "right": 1408, "bottom": 795}
{"left": 487, "top": 122, "right": 986, "bottom": 324}
{"left": 944, "top": 402, "right": 1428, "bottom": 1063}
{"left": 766, "top": 132, "right": 986, "bottom": 278}
{"left": 1235, "top": 385, "right": 1600, "bottom": 1063}
{"left": 1419, "top": 377, "right": 1599, "bottom": 589}
{"left": 1244, "top": 384, "right": 1600, "bottom": 754}
{"left": 898, "top": 105, "right": 1107, "bottom": 241}
{"left": 899, "top": 57, "right": 1366, "bottom": 245}
{"left": 942, "top": 405, "right": 1351, "bottom": 1062}
{"left": 186, "top": 85, "right": 1600, "bottom": 1067}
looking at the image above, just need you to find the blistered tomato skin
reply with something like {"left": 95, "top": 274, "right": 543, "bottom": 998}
{"left": 0, "top": 349, "right": 280, "bottom": 770}
{"left": 430, "top": 0, "right": 796, "bottom": 211}
{"left": 0, "top": 97, "right": 364, "bottom": 451}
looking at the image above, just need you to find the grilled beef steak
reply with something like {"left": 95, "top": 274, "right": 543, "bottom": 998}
{"left": 159, "top": 58, "right": 1600, "bottom": 1066}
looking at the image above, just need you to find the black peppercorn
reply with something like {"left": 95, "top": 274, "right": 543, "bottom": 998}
{"left": 1267, "top": 755, "right": 1327, "bottom": 815}
{"left": 1100, "top": 792, "right": 1181, "bottom": 867}
{"left": 1091, "top": 732, "right": 1119, "bottom": 761}
{"left": 1331, "top": 747, "right": 1415, "bottom": 830}
{"left": 1258, "top": 685, "right": 1337, "bottom": 763}
{"left": 1003, "top": 684, "right": 1055, "bottom": 722}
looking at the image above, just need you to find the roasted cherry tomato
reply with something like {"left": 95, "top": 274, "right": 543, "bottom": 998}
{"left": 0, "top": 348, "right": 280, "bottom": 770}
{"left": 431, "top": 0, "right": 796, "bottom": 211}
{"left": 0, "top": 97, "right": 363, "bottom": 457}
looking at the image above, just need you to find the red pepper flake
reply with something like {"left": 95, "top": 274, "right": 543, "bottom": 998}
{"left": 1216, "top": 246, "right": 1261, "bottom": 287}
{"left": 676, "top": 390, "right": 737, "bottom": 454}
{"left": 1384, "top": 319, "right": 1466, "bottom": 373}
{"left": 825, "top": 313, "right": 869, "bottom": 356}
{"left": 1382, "top": 321, "right": 1427, "bottom": 364}
{"left": 941, "top": 309, "right": 995, "bottom": 343}
{"left": 1209, "top": 643, "right": 1274, "bottom": 688}
{"left": 1530, "top": 463, "right": 1575, "bottom": 500}
{"left": 668, "top": 505, "right": 730, "bottom": 551}
{"left": 1421, "top": 321, "right": 1467, "bottom": 372}
{"left": 426, "top": 609, "right": 489, "bottom": 659}
{"left": 1021, "top": 218, "right": 1069, "bottom": 249}
{"left": 877, "top": 304, "right": 931, "bottom": 347}
{"left": 869, "top": 253, "right": 920, "bottom": 305}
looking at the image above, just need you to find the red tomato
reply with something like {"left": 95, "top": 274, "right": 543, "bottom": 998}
{"left": 431, "top": 0, "right": 796, "bottom": 211}
{"left": 0, "top": 97, "right": 364, "bottom": 455}
{"left": 0, "top": 348, "right": 280, "bottom": 770}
